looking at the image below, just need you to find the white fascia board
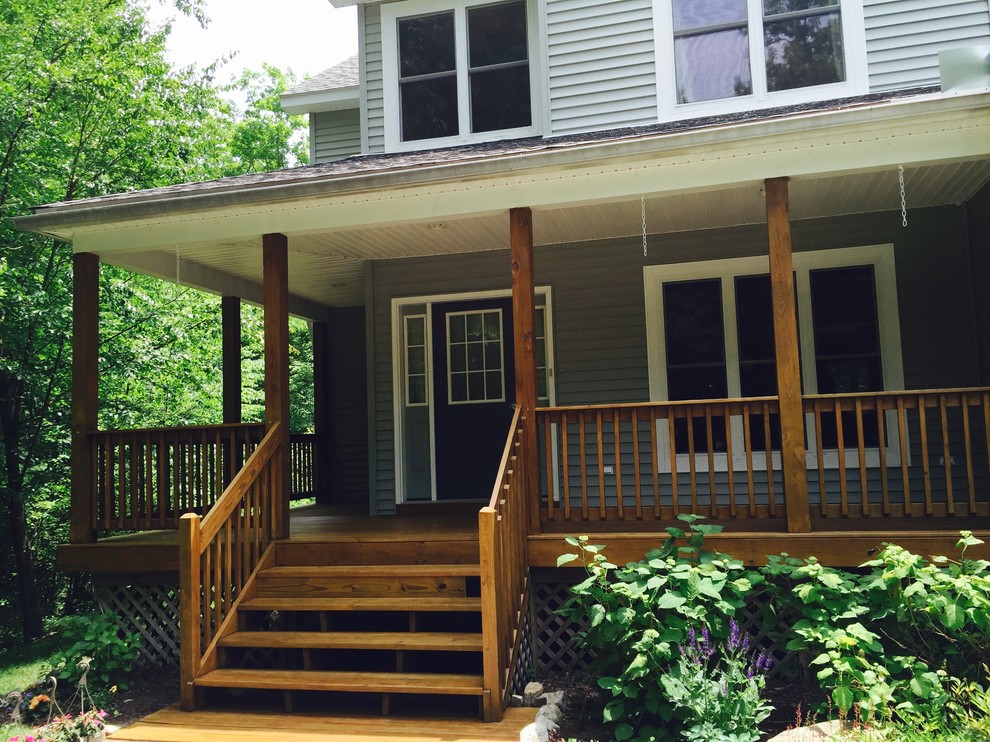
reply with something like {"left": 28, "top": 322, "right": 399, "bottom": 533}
{"left": 26, "top": 92, "right": 990, "bottom": 254}
{"left": 280, "top": 85, "right": 359, "bottom": 115}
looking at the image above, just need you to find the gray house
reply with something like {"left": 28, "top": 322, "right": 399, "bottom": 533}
{"left": 16, "top": 0, "right": 990, "bottom": 724}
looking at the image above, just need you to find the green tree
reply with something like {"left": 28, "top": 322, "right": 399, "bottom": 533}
{"left": 0, "top": 0, "right": 310, "bottom": 642}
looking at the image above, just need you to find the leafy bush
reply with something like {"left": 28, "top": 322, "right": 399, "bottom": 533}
{"left": 558, "top": 515, "right": 766, "bottom": 741}
{"left": 49, "top": 612, "right": 140, "bottom": 692}
{"left": 764, "top": 532, "right": 990, "bottom": 727}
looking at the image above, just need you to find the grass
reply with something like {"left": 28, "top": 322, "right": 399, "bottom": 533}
{"left": 0, "top": 633, "right": 62, "bottom": 695}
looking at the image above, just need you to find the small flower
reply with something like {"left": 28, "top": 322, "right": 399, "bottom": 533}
{"left": 28, "top": 694, "right": 50, "bottom": 710}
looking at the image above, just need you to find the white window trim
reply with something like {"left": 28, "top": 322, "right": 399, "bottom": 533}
{"left": 445, "top": 308, "right": 507, "bottom": 405}
{"left": 643, "top": 244, "right": 905, "bottom": 473}
{"left": 651, "top": 0, "right": 869, "bottom": 122}
{"left": 381, "top": 0, "right": 542, "bottom": 152}
{"left": 391, "top": 286, "right": 556, "bottom": 503}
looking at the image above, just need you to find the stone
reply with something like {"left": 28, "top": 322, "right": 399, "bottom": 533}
{"left": 539, "top": 690, "right": 566, "bottom": 710}
{"left": 510, "top": 693, "right": 525, "bottom": 707}
{"left": 766, "top": 719, "right": 850, "bottom": 741}
{"left": 523, "top": 681, "right": 544, "bottom": 705}
{"left": 536, "top": 703, "right": 563, "bottom": 725}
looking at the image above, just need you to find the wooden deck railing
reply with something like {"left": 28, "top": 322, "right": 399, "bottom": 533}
{"left": 536, "top": 387, "right": 990, "bottom": 528}
{"left": 178, "top": 422, "right": 282, "bottom": 710}
{"left": 289, "top": 433, "right": 320, "bottom": 499}
{"left": 90, "top": 423, "right": 265, "bottom": 531}
{"left": 479, "top": 406, "right": 530, "bottom": 722}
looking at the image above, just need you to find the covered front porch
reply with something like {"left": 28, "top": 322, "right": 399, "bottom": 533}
{"left": 19, "top": 88, "right": 990, "bottom": 721}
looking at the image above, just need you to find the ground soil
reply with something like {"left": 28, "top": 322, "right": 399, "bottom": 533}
{"left": 105, "top": 664, "right": 179, "bottom": 731}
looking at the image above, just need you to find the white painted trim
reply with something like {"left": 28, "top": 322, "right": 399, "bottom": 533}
{"left": 643, "top": 244, "right": 904, "bottom": 473}
{"left": 652, "top": 0, "right": 869, "bottom": 122}
{"left": 391, "top": 285, "right": 555, "bottom": 504}
{"left": 381, "top": 0, "right": 542, "bottom": 152}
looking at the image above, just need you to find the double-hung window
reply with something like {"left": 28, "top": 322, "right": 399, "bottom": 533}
{"left": 383, "top": 0, "right": 538, "bottom": 150}
{"left": 644, "top": 245, "right": 904, "bottom": 469}
{"left": 654, "top": 0, "right": 867, "bottom": 118}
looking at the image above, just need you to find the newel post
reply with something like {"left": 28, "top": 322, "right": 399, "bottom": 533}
{"left": 263, "top": 233, "right": 291, "bottom": 539}
{"left": 70, "top": 253, "right": 99, "bottom": 544}
{"left": 178, "top": 513, "right": 202, "bottom": 710}
{"left": 765, "top": 178, "right": 811, "bottom": 533}
{"left": 510, "top": 207, "right": 541, "bottom": 534}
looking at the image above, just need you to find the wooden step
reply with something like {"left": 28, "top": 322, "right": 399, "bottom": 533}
{"left": 255, "top": 564, "right": 479, "bottom": 599}
{"left": 275, "top": 539, "right": 480, "bottom": 567}
{"left": 219, "top": 630, "right": 483, "bottom": 652}
{"left": 195, "top": 668, "right": 485, "bottom": 695}
{"left": 239, "top": 596, "right": 482, "bottom": 613}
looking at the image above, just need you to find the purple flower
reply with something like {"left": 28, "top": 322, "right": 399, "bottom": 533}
{"left": 688, "top": 627, "right": 696, "bottom": 645}
{"left": 728, "top": 619, "right": 740, "bottom": 650}
{"left": 741, "top": 636, "right": 750, "bottom": 651}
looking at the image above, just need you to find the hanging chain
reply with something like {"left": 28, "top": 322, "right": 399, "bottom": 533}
{"left": 898, "top": 165, "right": 908, "bottom": 228}
{"left": 641, "top": 195, "right": 648, "bottom": 257}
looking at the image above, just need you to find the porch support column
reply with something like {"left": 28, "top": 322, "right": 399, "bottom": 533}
{"left": 70, "top": 252, "right": 100, "bottom": 544}
{"left": 263, "top": 233, "right": 291, "bottom": 539}
{"left": 510, "top": 207, "right": 541, "bottom": 534}
{"left": 313, "top": 321, "right": 330, "bottom": 502}
{"left": 221, "top": 296, "right": 241, "bottom": 425}
{"left": 765, "top": 178, "right": 811, "bottom": 533}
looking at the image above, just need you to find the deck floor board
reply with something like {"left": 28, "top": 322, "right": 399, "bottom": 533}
{"left": 109, "top": 704, "right": 537, "bottom": 741}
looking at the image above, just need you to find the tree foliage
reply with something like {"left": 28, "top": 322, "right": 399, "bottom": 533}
{"left": 0, "top": 0, "right": 312, "bottom": 643}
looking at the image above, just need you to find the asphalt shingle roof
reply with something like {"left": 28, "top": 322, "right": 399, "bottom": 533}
{"left": 285, "top": 55, "right": 359, "bottom": 95}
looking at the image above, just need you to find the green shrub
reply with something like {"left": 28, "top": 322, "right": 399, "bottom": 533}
{"left": 50, "top": 612, "right": 140, "bottom": 692}
{"left": 558, "top": 515, "right": 766, "bottom": 741}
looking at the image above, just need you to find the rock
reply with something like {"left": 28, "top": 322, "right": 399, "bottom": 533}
{"left": 536, "top": 703, "right": 563, "bottom": 725}
{"left": 523, "top": 681, "right": 544, "bottom": 705}
{"left": 510, "top": 693, "right": 525, "bottom": 707}
{"left": 766, "top": 720, "right": 850, "bottom": 741}
{"left": 539, "top": 690, "right": 566, "bottom": 710}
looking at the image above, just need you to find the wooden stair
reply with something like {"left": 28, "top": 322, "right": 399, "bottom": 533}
{"left": 194, "top": 543, "right": 489, "bottom": 717}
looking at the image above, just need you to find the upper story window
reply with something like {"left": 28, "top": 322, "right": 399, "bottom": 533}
{"left": 655, "top": 0, "right": 867, "bottom": 118}
{"left": 383, "top": 0, "right": 539, "bottom": 150}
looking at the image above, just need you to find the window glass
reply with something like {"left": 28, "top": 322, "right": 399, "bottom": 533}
{"left": 764, "top": 8, "right": 844, "bottom": 91}
{"left": 672, "top": 0, "right": 751, "bottom": 104}
{"left": 405, "top": 315, "right": 428, "bottom": 406}
{"left": 398, "top": 12, "right": 458, "bottom": 141}
{"left": 448, "top": 309, "right": 504, "bottom": 403}
{"left": 810, "top": 265, "right": 882, "bottom": 447}
{"left": 468, "top": 0, "right": 530, "bottom": 133}
{"left": 663, "top": 279, "right": 728, "bottom": 451}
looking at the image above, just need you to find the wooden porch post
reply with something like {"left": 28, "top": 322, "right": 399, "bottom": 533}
{"left": 263, "top": 234, "right": 291, "bottom": 539}
{"left": 765, "top": 178, "right": 811, "bottom": 533}
{"left": 70, "top": 253, "right": 99, "bottom": 544}
{"left": 510, "top": 207, "right": 541, "bottom": 534}
{"left": 313, "top": 321, "right": 329, "bottom": 502}
{"left": 221, "top": 296, "right": 241, "bottom": 425}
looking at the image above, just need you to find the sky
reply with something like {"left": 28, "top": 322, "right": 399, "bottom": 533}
{"left": 144, "top": 0, "right": 359, "bottom": 91}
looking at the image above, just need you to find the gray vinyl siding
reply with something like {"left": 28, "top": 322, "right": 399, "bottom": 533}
{"left": 311, "top": 110, "right": 361, "bottom": 164}
{"left": 325, "top": 307, "right": 369, "bottom": 507}
{"left": 546, "top": 0, "right": 658, "bottom": 135}
{"left": 368, "top": 206, "right": 981, "bottom": 512}
{"left": 864, "top": 0, "right": 990, "bottom": 91}
{"left": 361, "top": 3, "right": 386, "bottom": 154}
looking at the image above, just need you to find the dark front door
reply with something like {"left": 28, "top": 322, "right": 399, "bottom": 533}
{"left": 431, "top": 298, "right": 516, "bottom": 500}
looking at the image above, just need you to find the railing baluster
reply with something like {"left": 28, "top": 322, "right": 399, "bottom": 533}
{"left": 898, "top": 396, "right": 911, "bottom": 516}
{"left": 579, "top": 412, "right": 589, "bottom": 521}
{"left": 764, "top": 401, "right": 775, "bottom": 517}
{"left": 940, "top": 394, "right": 954, "bottom": 515}
{"left": 613, "top": 410, "right": 623, "bottom": 521}
{"left": 962, "top": 394, "right": 976, "bottom": 513}
{"left": 834, "top": 398, "right": 848, "bottom": 517}
{"left": 855, "top": 398, "right": 868, "bottom": 516}
{"left": 666, "top": 411, "right": 676, "bottom": 517}
{"left": 876, "top": 399, "right": 889, "bottom": 516}
{"left": 543, "top": 417, "right": 554, "bottom": 521}
{"left": 814, "top": 400, "right": 826, "bottom": 517}
{"left": 596, "top": 409, "right": 606, "bottom": 521}
{"left": 724, "top": 407, "right": 735, "bottom": 518}
{"left": 631, "top": 408, "right": 642, "bottom": 520}
{"left": 743, "top": 403, "right": 756, "bottom": 516}
{"left": 919, "top": 396, "right": 933, "bottom": 515}
{"left": 561, "top": 414, "right": 570, "bottom": 520}
{"left": 687, "top": 411, "right": 698, "bottom": 514}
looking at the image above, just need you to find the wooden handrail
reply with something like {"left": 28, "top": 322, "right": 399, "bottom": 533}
{"left": 90, "top": 422, "right": 265, "bottom": 438}
{"left": 479, "top": 406, "right": 529, "bottom": 722}
{"left": 536, "top": 386, "right": 990, "bottom": 528}
{"left": 179, "top": 422, "right": 283, "bottom": 710}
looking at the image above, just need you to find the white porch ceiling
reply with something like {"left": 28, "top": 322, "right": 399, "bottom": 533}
{"left": 106, "top": 158, "right": 990, "bottom": 311}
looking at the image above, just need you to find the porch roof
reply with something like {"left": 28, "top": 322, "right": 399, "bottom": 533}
{"left": 14, "top": 87, "right": 990, "bottom": 314}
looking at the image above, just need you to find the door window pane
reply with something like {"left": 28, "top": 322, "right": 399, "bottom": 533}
{"left": 405, "top": 315, "right": 428, "bottom": 406}
{"left": 448, "top": 309, "right": 505, "bottom": 404}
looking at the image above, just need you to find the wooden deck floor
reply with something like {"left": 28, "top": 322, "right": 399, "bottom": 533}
{"left": 109, "top": 704, "right": 538, "bottom": 741}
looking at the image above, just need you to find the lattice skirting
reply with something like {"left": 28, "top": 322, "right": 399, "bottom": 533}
{"left": 95, "top": 577, "right": 180, "bottom": 667}
{"left": 529, "top": 571, "right": 806, "bottom": 680}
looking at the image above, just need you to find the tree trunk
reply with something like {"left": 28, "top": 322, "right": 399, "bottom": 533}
{"left": 8, "top": 495, "right": 44, "bottom": 641}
